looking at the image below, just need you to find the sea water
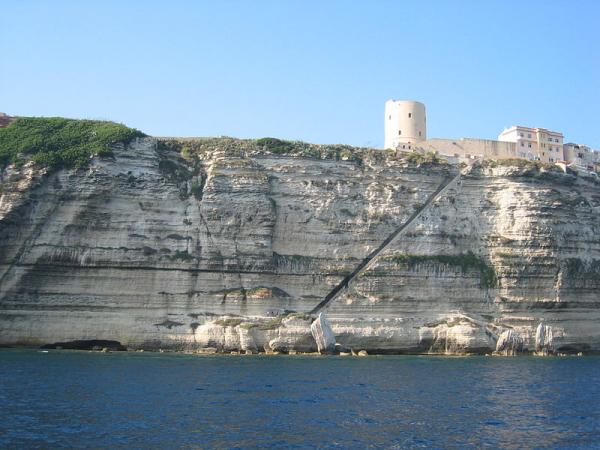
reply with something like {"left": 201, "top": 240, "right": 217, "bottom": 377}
{"left": 1, "top": 349, "right": 599, "bottom": 449}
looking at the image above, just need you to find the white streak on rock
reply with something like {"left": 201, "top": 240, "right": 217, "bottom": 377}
{"left": 495, "top": 329, "right": 524, "bottom": 355}
{"left": 310, "top": 313, "right": 336, "bottom": 353}
{"left": 535, "top": 323, "right": 554, "bottom": 355}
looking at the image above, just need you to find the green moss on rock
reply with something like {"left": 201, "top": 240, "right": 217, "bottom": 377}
{"left": 384, "top": 252, "right": 497, "bottom": 289}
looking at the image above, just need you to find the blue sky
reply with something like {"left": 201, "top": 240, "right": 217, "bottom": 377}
{"left": 2, "top": 1, "right": 599, "bottom": 147}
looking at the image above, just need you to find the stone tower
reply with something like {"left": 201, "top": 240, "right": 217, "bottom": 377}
{"left": 384, "top": 100, "right": 426, "bottom": 149}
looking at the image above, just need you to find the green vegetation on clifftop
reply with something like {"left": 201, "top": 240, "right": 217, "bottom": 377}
{"left": 158, "top": 136, "right": 451, "bottom": 170}
{"left": 481, "top": 158, "right": 563, "bottom": 173}
{"left": 0, "top": 117, "right": 145, "bottom": 169}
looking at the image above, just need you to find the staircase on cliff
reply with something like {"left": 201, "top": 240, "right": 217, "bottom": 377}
{"left": 309, "top": 170, "right": 464, "bottom": 315}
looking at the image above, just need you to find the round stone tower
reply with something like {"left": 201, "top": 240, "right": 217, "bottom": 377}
{"left": 384, "top": 100, "right": 427, "bottom": 149}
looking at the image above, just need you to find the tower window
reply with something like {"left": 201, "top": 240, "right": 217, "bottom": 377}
{"left": 408, "top": 113, "right": 412, "bottom": 118}
{"left": 419, "top": 131, "right": 422, "bottom": 136}
{"left": 398, "top": 130, "right": 401, "bottom": 136}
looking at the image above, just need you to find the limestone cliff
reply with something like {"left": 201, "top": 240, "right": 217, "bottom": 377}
{"left": 1, "top": 137, "right": 599, "bottom": 354}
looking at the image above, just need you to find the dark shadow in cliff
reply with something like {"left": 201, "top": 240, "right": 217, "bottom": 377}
{"left": 40, "top": 340, "right": 126, "bottom": 351}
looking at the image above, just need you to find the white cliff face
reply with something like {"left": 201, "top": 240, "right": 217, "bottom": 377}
{"left": 1, "top": 138, "right": 599, "bottom": 354}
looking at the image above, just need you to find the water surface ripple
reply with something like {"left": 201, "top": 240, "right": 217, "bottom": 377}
{"left": 1, "top": 350, "right": 599, "bottom": 449}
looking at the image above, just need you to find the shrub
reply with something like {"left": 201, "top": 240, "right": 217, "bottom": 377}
{"left": 255, "top": 137, "right": 296, "bottom": 154}
{"left": 0, "top": 117, "right": 145, "bottom": 169}
{"left": 190, "top": 181, "right": 204, "bottom": 200}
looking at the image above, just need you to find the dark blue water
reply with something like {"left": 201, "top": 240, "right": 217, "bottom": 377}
{"left": 1, "top": 350, "right": 600, "bottom": 449}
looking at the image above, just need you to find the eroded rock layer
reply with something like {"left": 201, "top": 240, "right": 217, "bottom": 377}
{"left": 1, "top": 138, "right": 599, "bottom": 354}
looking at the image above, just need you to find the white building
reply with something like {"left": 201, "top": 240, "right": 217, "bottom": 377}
{"left": 383, "top": 100, "right": 598, "bottom": 173}
{"left": 384, "top": 100, "right": 426, "bottom": 149}
{"left": 498, "top": 126, "right": 564, "bottom": 163}
{"left": 563, "top": 143, "right": 599, "bottom": 173}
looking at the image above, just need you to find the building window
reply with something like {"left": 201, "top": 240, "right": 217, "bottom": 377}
{"left": 548, "top": 137, "right": 552, "bottom": 142}
{"left": 528, "top": 133, "right": 532, "bottom": 138}
{"left": 555, "top": 138, "right": 559, "bottom": 142}
{"left": 519, "top": 133, "right": 524, "bottom": 137}
{"left": 408, "top": 113, "right": 412, "bottom": 118}
{"left": 528, "top": 144, "right": 532, "bottom": 148}
{"left": 419, "top": 131, "right": 422, "bottom": 136}
{"left": 388, "top": 115, "right": 391, "bottom": 120}
{"left": 521, "top": 142, "right": 524, "bottom": 147}
{"left": 550, "top": 158, "right": 554, "bottom": 162}
{"left": 398, "top": 130, "right": 401, "bottom": 135}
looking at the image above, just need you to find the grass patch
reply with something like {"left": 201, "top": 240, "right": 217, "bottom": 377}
{"left": 169, "top": 250, "right": 194, "bottom": 261}
{"left": 256, "top": 316, "right": 284, "bottom": 331}
{"left": 482, "top": 158, "right": 562, "bottom": 173}
{"left": 495, "top": 251, "right": 520, "bottom": 259}
{"left": 156, "top": 137, "right": 385, "bottom": 167}
{"left": 384, "top": 252, "right": 497, "bottom": 288}
{"left": 214, "top": 318, "right": 243, "bottom": 328}
{"left": 285, "top": 312, "right": 311, "bottom": 321}
{"left": 0, "top": 117, "right": 145, "bottom": 169}
{"left": 404, "top": 151, "right": 448, "bottom": 166}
